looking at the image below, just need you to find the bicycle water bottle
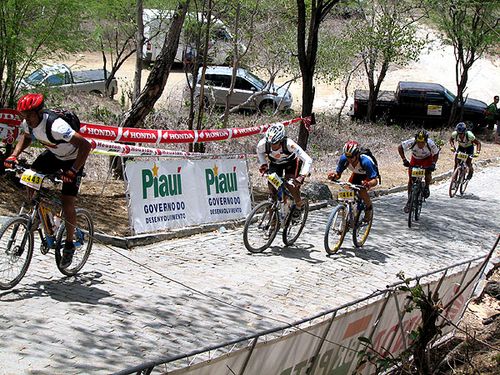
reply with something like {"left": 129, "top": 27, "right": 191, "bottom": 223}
{"left": 46, "top": 235, "right": 55, "bottom": 248}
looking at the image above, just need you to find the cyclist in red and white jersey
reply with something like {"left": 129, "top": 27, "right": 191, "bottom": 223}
{"left": 398, "top": 129, "right": 440, "bottom": 212}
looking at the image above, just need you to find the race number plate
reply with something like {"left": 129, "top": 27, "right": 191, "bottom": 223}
{"left": 267, "top": 173, "right": 283, "bottom": 189}
{"left": 338, "top": 190, "right": 355, "bottom": 201}
{"left": 457, "top": 152, "right": 468, "bottom": 161}
{"left": 20, "top": 169, "right": 44, "bottom": 190}
{"left": 411, "top": 168, "right": 425, "bottom": 177}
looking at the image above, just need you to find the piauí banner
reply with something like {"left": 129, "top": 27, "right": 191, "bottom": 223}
{"left": 125, "top": 158, "right": 251, "bottom": 234}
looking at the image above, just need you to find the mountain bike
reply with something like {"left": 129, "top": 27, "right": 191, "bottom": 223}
{"left": 324, "top": 181, "right": 373, "bottom": 255}
{"left": 243, "top": 173, "right": 309, "bottom": 253}
{"left": 0, "top": 164, "right": 94, "bottom": 290}
{"left": 407, "top": 167, "right": 430, "bottom": 228}
{"left": 449, "top": 151, "right": 475, "bottom": 198}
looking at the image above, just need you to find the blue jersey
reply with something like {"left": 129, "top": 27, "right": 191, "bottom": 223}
{"left": 336, "top": 154, "right": 378, "bottom": 179}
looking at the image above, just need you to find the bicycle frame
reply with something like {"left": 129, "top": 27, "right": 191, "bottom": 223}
{"left": 268, "top": 173, "right": 296, "bottom": 227}
{"left": 11, "top": 167, "right": 63, "bottom": 253}
{"left": 324, "top": 180, "right": 373, "bottom": 255}
{"left": 333, "top": 181, "right": 364, "bottom": 228}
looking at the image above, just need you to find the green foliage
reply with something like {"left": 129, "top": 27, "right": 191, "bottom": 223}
{"left": 426, "top": 0, "right": 499, "bottom": 57}
{"left": 0, "top": 0, "right": 86, "bottom": 107}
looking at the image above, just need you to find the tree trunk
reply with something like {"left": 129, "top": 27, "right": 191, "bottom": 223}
{"left": 133, "top": 0, "right": 144, "bottom": 102}
{"left": 120, "top": 2, "right": 190, "bottom": 129}
{"left": 299, "top": 68, "right": 315, "bottom": 149}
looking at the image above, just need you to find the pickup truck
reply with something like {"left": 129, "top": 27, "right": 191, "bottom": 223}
{"left": 350, "top": 81, "right": 488, "bottom": 128}
{"left": 18, "top": 64, "right": 118, "bottom": 98}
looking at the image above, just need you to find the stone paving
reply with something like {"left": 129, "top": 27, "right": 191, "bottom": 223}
{"left": 0, "top": 167, "right": 499, "bottom": 374}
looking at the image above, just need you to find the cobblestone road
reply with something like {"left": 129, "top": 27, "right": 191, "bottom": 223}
{"left": 1, "top": 166, "right": 499, "bottom": 374}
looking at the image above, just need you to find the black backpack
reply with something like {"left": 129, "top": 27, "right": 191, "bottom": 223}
{"left": 265, "top": 136, "right": 293, "bottom": 156}
{"left": 360, "top": 147, "right": 381, "bottom": 183}
{"left": 42, "top": 109, "right": 81, "bottom": 145}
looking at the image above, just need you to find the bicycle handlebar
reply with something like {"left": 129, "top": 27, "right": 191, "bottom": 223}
{"left": 330, "top": 180, "right": 363, "bottom": 191}
{"left": 5, "top": 164, "right": 62, "bottom": 184}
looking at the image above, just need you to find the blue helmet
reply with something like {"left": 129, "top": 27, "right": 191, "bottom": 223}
{"left": 455, "top": 122, "right": 467, "bottom": 134}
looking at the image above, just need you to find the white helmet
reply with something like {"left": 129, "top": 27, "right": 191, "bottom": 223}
{"left": 265, "top": 123, "right": 286, "bottom": 144}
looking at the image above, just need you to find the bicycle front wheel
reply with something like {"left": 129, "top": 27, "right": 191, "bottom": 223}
{"left": 414, "top": 185, "right": 423, "bottom": 222}
{"left": 324, "top": 205, "right": 348, "bottom": 255}
{"left": 0, "top": 217, "right": 34, "bottom": 290}
{"left": 243, "top": 201, "right": 279, "bottom": 253}
{"left": 353, "top": 206, "right": 373, "bottom": 248}
{"left": 283, "top": 199, "right": 309, "bottom": 246}
{"left": 459, "top": 167, "right": 470, "bottom": 195}
{"left": 449, "top": 167, "right": 460, "bottom": 198}
{"left": 55, "top": 209, "right": 94, "bottom": 276}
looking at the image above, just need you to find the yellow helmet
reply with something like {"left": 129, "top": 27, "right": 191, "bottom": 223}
{"left": 415, "top": 129, "right": 429, "bottom": 142}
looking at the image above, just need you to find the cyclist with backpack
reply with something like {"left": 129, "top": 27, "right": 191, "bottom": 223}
{"left": 398, "top": 129, "right": 440, "bottom": 212}
{"left": 257, "top": 123, "right": 312, "bottom": 218}
{"left": 3, "top": 93, "right": 91, "bottom": 269}
{"left": 449, "top": 122, "right": 481, "bottom": 180}
{"left": 327, "top": 140, "right": 379, "bottom": 222}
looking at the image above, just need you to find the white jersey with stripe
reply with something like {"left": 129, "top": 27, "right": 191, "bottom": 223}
{"left": 21, "top": 113, "right": 77, "bottom": 160}
{"left": 257, "top": 137, "right": 312, "bottom": 175}
{"left": 401, "top": 138, "right": 439, "bottom": 160}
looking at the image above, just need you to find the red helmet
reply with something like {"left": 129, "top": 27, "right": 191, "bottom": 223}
{"left": 17, "top": 93, "right": 44, "bottom": 112}
{"left": 343, "top": 140, "right": 360, "bottom": 157}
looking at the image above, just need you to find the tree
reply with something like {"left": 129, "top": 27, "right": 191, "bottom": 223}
{"left": 352, "top": 0, "right": 426, "bottom": 122}
{"left": 120, "top": 1, "right": 190, "bottom": 128}
{"left": 86, "top": 0, "right": 139, "bottom": 99}
{"left": 0, "top": 0, "right": 84, "bottom": 107}
{"left": 296, "top": 0, "right": 341, "bottom": 149}
{"left": 427, "top": 0, "right": 500, "bottom": 127}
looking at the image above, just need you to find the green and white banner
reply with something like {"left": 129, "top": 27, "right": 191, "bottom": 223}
{"left": 125, "top": 158, "right": 251, "bottom": 234}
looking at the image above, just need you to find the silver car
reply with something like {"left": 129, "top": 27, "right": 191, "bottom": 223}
{"left": 195, "top": 66, "right": 293, "bottom": 112}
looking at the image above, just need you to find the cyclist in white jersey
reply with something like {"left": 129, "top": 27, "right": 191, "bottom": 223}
{"left": 4, "top": 93, "right": 91, "bottom": 269}
{"left": 256, "top": 123, "right": 312, "bottom": 215}
{"left": 398, "top": 129, "right": 440, "bottom": 212}
{"left": 449, "top": 122, "right": 481, "bottom": 179}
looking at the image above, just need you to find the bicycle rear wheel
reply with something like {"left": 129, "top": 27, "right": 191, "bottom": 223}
{"left": 459, "top": 167, "right": 470, "bottom": 195}
{"left": 353, "top": 206, "right": 373, "bottom": 248}
{"left": 0, "top": 217, "right": 34, "bottom": 290}
{"left": 55, "top": 209, "right": 94, "bottom": 276}
{"left": 243, "top": 201, "right": 279, "bottom": 253}
{"left": 282, "top": 199, "right": 309, "bottom": 246}
{"left": 324, "top": 205, "right": 348, "bottom": 255}
{"left": 414, "top": 185, "right": 423, "bottom": 221}
{"left": 449, "top": 167, "right": 460, "bottom": 198}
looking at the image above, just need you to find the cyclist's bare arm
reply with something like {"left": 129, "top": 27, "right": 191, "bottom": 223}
{"left": 9, "top": 133, "right": 32, "bottom": 158}
{"left": 68, "top": 133, "right": 91, "bottom": 171}
{"left": 472, "top": 138, "right": 481, "bottom": 152}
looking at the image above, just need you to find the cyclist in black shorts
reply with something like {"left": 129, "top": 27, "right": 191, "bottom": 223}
{"left": 449, "top": 122, "right": 481, "bottom": 179}
{"left": 256, "top": 124, "right": 312, "bottom": 217}
{"left": 4, "top": 93, "right": 91, "bottom": 269}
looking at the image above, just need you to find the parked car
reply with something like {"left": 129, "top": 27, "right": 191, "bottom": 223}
{"left": 194, "top": 66, "right": 293, "bottom": 112}
{"left": 18, "top": 64, "right": 118, "bottom": 97}
{"left": 142, "top": 9, "right": 245, "bottom": 66}
{"left": 350, "top": 81, "right": 488, "bottom": 128}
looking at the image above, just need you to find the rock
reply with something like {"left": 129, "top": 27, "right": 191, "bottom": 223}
{"left": 302, "top": 182, "right": 333, "bottom": 201}
{"left": 484, "top": 281, "right": 500, "bottom": 299}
